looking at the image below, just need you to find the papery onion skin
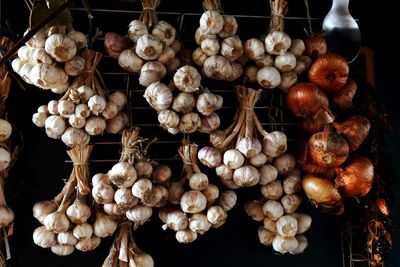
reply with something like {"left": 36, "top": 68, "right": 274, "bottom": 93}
{"left": 304, "top": 35, "right": 327, "bottom": 59}
{"left": 286, "top": 83, "right": 330, "bottom": 118}
{"left": 333, "top": 115, "right": 371, "bottom": 152}
{"left": 308, "top": 54, "right": 349, "bottom": 92}
{"left": 335, "top": 156, "right": 374, "bottom": 198}
{"left": 308, "top": 129, "right": 349, "bottom": 168}
{"left": 302, "top": 174, "right": 342, "bottom": 207}
{"left": 331, "top": 79, "right": 357, "bottom": 111}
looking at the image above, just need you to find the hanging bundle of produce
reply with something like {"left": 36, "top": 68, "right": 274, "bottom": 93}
{"left": 244, "top": 164, "right": 312, "bottom": 254}
{"left": 102, "top": 222, "right": 154, "bottom": 267}
{"left": 31, "top": 49, "right": 129, "bottom": 146}
{"left": 91, "top": 128, "right": 171, "bottom": 229}
{"left": 192, "top": 0, "right": 243, "bottom": 81}
{"left": 160, "top": 143, "right": 237, "bottom": 243}
{"left": 242, "top": 0, "right": 311, "bottom": 91}
{"left": 104, "top": 0, "right": 182, "bottom": 81}
{"left": 144, "top": 65, "right": 223, "bottom": 135}
{"left": 32, "top": 145, "right": 118, "bottom": 256}
{"left": 199, "top": 86, "right": 287, "bottom": 189}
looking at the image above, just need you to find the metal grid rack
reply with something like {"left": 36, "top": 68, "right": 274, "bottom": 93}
{"left": 67, "top": 6, "right": 305, "bottom": 165}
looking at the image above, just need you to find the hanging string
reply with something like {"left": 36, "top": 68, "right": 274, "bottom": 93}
{"left": 303, "top": 0, "right": 313, "bottom": 35}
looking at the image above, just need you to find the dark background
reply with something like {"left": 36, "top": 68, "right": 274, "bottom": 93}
{"left": 1, "top": 0, "right": 399, "bottom": 266}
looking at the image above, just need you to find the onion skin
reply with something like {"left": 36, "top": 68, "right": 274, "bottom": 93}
{"left": 308, "top": 128, "right": 349, "bottom": 168}
{"left": 302, "top": 174, "right": 342, "bottom": 207}
{"left": 286, "top": 82, "right": 330, "bottom": 118}
{"left": 335, "top": 156, "right": 374, "bottom": 198}
{"left": 331, "top": 79, "right": 357, "bottom": 110}
{"left": 308, "top": 54, "right": 349, "bottom": 92}
{"left": 304, "top": 36, "right": 327, "bottom": 59}
{"left": 333, "top": 115, "right": 371, "bottom": 152}
{"left": 301, "top": 117, "right": 325, "bottom": 134}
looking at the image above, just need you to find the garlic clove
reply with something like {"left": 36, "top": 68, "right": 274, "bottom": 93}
{"left": 276, "top": 215, "right": 298, "bottom": 237}
{"left": 215, "top": 164, "right": 233, "bottom": 180}
{"left": 32, "top": 112, "right": 47, "bottom": 128}
{"left": 75, "top": 235, "right": 101, "bottom": 252}
{"left": 262, "top": 200, "right": 284, "bottom": 220}
{"left": 192, "top": 47, "right": 208, "bottom": 67}
{"left": 195, "top": 27, "right": 217, "bottom": 45}
{"left": 33, "top": 226, "right": 57, "bottom": 248}
{"left": 51, "top": 244, "right": 75, "bottom": 256}
{"left": 290, "top": 39, "right": 306, "bottom": 57}
{"left": 223, "top": 149, "right": 244, "bottom": 169}
{"left": 258, "top": 227, "right": 276, "bottom": 246}
{"left": 236, "top": 137, "right": 262, "bottom": 158}
{"left": 88, "top": 95, "right": 106, "bottom": 115}
{"left": 45, "top": 115, "right": 66, "bottom": 139}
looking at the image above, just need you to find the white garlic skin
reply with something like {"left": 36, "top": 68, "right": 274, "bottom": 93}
{"left": 118, "top": 49, "right": 144, "bottom": 73}
{"left": 0, "top": 119, "right": 12, "bottom": 141}
{"left": 32, "top": 200, "right": 58, "bottom": 224}
{"left": 64, "top": 56, "right": 85, "bottom": 76}
{"left": 114, "top": 188, "right": 138, "bottom": 210}
{"left": 108, "top": 161, "right": 137, "bottom": 188}
{"left": 72, "top": 223, "right": 93, "bottom": 239}
{"left": 33, "top": 226, "right": 57, "bottom": 248}
{"left": 256, "top": 66, "right": 281, "bottom": 89}
{"left": 291, "top": 213, "right": 312, "bottom": 234}
{"left": 199, "top": 11, "right": 224, "bottom": 34}
{"left": 92, "top": 173, "right": 110, "bottom": 186}
{"left": 31, "top": 48, "right": 53, "bottom": 64}
{"left": 189, "top": 213, "right": 212, "bottom": 234}
{"left": 18, "top": 63, "right": 35, "bottom": 84}
{"left": 29, "top": 63, "right": 68, "bottom": 89}
{"left": 201, "top": 38, "right": 220, "bottom": 56}
{"left": 218, "top": 190, "right": 237, "bottom": 211}
{"left": 128, "top": 20, "right": 148, "bottom": 42}
{"left": 126, "top": 205, "right": 153, "bottom": 224}
{"left": 11, "top": 58, "right": 24, "bottom": 73}
{"left": 43, "top": 211, "right": 70, "bottom": 233}
{"left": 26, "top": 26, "right": 47, "bottom": 48}
{"left": 57, "top": 231, "right": 78, "bottom": 246}
{"left": 152, "top": 21, "right": 176, "bottom": 46}
{"left": 279, "top": 71, "right": 298, "bottom": 92}
{"left": 135, "top": 161, "right": 153, "bottom": 179}
{"left": 45, "top": 34, "right": 77, "bottom": 62}
{"left": 88, "top": 95, "right": 106, "bottom": 115}
{"left": 0, "top": 148, "right": 11, "bottom": 171}
{"left": 57, "top": 99, "right": 75, "bottom": 118}
{"left": 180, "top": 190, "right": 207, "bottom": 214}
{"left": 144, "top": 82, "right": 173, "bottom": 111}
{"left": 207, "top": 205, "right": 227, "bottom": 225}
{"left": 178, "top": 112, "right": 201, "bottom": 134}
{"left": 273, "top": 153, "right": 296, "bottom": 175}
{"left": 261, "top": 180, "right": 283, "bottom": 200}
{"left": 106, "top": 111, "right": 129, "bottom": 134}
{"left": 66, "top": 200, "right": 91, "bottom": 224}
{"left": 276, "top": 215, "right": 298, "bottom": 237}
{"left": 245, "top": 200, "right": 266, "bottom": 222}
{"left": 85, "top": 116, "right": 106, "bottom": 136}
{"left": 195, "top": 27, "right": 217, "bottom": 45}
{"left": 283, "top": 174, "right": 302, "bottom": 195}
{"left": 236, "top": 137, "right": 262, "bottom": 158}
{"left": 196, "top": 92, "right": 219, "bottom": 116}
{"left": 199, "top": 112, "right": 221, "bottom": 134}
{"left": 173, "top": 65, "right": 201, "bottom": 93}
{"left": 202, "top": 184, "right": 220, "bottom": 205}
{"left": 51, "top": 244, "right": 75, "bottom": 256}
{"left": 75, "top": 235, "right": 101, "bottom": 252}
{"left": 172, "top": 92, "right": 196, "bottom": 113}
{"left": 223, "top": 149, "right": 245, "bottom": 169}
{"left": 61, "top": 127, "right": 90, "bottom": 148}
{"left": 132, "top": 178, "right": 153, "bottom": 202}
{"left": 158, "top": 109, "right": 180, "bottom": 128}
{"left": 92, "top": 183, "right": 115, "bottom": 204}
{"left": 249, "top": 152, "right": 268, "bottom": 167}
{"left": 258, "top": 164, "right": 278, "bottom": 185}
{"left": 227, "top": 62, "right": 243, "bottom": 81}
{"left": 203, "top": 55, "right": 233, "bottom": 81}
{"left": 192, "top": 47, "right": 208, "bottom": 67}
{"left": 244, "top": 65, "right": 259, "bottom": 83}
{"left": 262, "top": 200, "right": 284, "bottom": 220}
{"left": 255, "top": 54, "right": 274, "bottom": 68}
{"left": 164, "top": 210, "right": 188, "bottom": 231}
{"left": 189, "top": 173, "right": 209, "bottom": 191}
{"left": 264, "top": 31, "right": 292, "bottom": 55}
{"left": 176, "top": 229, "right": 198, "bottom": 244}
{"left": 135, "top": 34, "right": 163, "bottom": 60}
{"left": 109, "top": 91, "right": 127, "bottom": 111}
{"left": 141, "top": 61, "right": 167, "bottom": 79}
{"left": 168, "top": 182, "right": 185, "bottom": 205}
{"left": 289, "top": 39, "right": 306, "bottom": 57}
{"left": 263, "top": 218, "right": 278, "bottom": 233}
{"left": 45, "top": 115, "right": 66, "bottom": 139}
{"left": 93, "top": 213, "right": 118, "bottom": 238}
{"left": 157, "top": 46, "right": 176, "bottom": 64}
{"left": 77, "top": 85, "right": 95, "bottom": 102}
{"left": 218, "top": 15, "right": 238, "bottom": 38}
{"left": 258, "top": 226, "right": 277, "bottom": 246}
{"left": 198, "top": 146, "right": 222, "bottom": 168}
{"left": 244, "top": 38, "right": 265, "bottom": 60}
{"left": 18, "top": 45, "right": 33, "bottom": 61}
{"left": 290, "top": 235, "right": 308, "bottom": 255}
{"left": 101, "top": 102, "right": 118, "bottom": 120}
{"left": 274, "top": 52, "right": 297, "bottom": 72}
{"left": 152, "top": 164, "right": 172, "bottom": 183}
{"left": 32, "top": 112, "right": 47, "bottom": 128}
{"left": 220, "top": 35, "right": 243, "bottom": 62}
{"left": 233, "top": 165, "right": 260, "bottom": 187}
{"left": 215, "top": 164, "right": 233, "bottom": 180}
{"left": 67, "top": 31, "right": 88, "bottom": 49}
{"left": 262, "top": 131, "right": 287, "bottom": 157}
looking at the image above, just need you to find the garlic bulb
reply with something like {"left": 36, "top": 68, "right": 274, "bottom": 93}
{"left": 261, "top": 180, "right": 283, "bottom": 200}
{"left": 85, "top": 116, "right": 106, "bottom": 136}
{"left": 32, "top": 112, "right": 47, "bottom": 127}
{"left": 264, "top": 31, "right": 291, "bottom": 55}
{"left": 118, "top": 49, "right": 144, "bottom": 73}
{"left": 244, "top": 200, "right": 265, "bottom": 221}
{"left": 189, "top": 173, "right": 209, "bottom": 191}
{"left": 151, "top": 164, "right": 171, "bottom": 184}
{"left": 244, "top": 65, "right": 259, "bottom": 83}
{"left": 201, "top": 38, "right": 220, "bottom": 56}
{"left": 33, "top": 226, "right": 57, "bottom": 248}
{"left": 67, "top": 31, "right": 87, "bottom": 49}
{"left": 92, "top": 173, "right": 110, "bottom": 186}
{"left": 101, "top": 102, "right": 118, "bottom": 120}
{"left": 109, "top": 91, "right": 127, "bottom": 111}
{"left": 45, "top": 34, "right": 77, "bottom": 62}
{"left": 262, "top": 131, "right": 287, "bottom": 157}
{"left": 180, "top": 190, "right": 207, "bottom": 214}
{"left": 135, "top": 34, "right": 163, "bottom": 60}
{"left": 196, "top": 92, "right": 219, "bottom": 116}
{"left": 216, "top": 164, "right": 233, "bottom": 180}
{"left": 77, "top": 85, "right": 95, "bottom": 102}
{"left": 44, "top": 211, "right": 70, "bottom": 233}
{"left": 223, "top": 149, "right": 244, "bottom": 169}
{"left": 108, "top": 162, "right": 137, "bottom": 188}
{"left": 236, "top": 137, "right": 262, "bottom": 158}
{"left": 290, "top": 235, "right": 308, "bottom": 254}
{"left": 274, "top": 52, "right": 296, "bottom": 72}
{"left": 198, "top": 146, "right": 221, "bottom": 168}
{"left": 276, "top": 215, "right": 298, "bottom": 237}
{"left": 66, "top": 200, "right": 91, "bottom": 224}
{"left": 263, "top": 218, "right": 277, "bottom": 233}
{"left": 26, "top": 27, "right": 47, "bottom": 48}
{"left": 139, "top": 70, "right": 162, "bottom": 87}
{"left": 51, "top": 244, "right": 75, "bottom": 256}
{"left": 210, "top": 130, "right": 226, "bottom": 148}
{"left": 262, "top": 200, "right": 284, "bottom": 220}
{"left": 74, "top": 103, "right": 90, "bottom": 119}
{"left": 144, "top": 82, "right": 173, "bottom": 111}
{"left": 281, "top": 194, "right": 302, "bottom": 214}
{"left": 92, "top": 183, "right": 115, "bottom": 204}
{"left": 291, "top": 213, "right": 312, "bottom": 234}
{"left": 64, "top": 56, "right": 85, "bottom": 76}
{"left": 258, "top": 227, "right": 276, "bottom": 246}
{"left": 33, "top": 200, "right": 58, "bottom": 224}
{"left": 203, "top": 55, "right": 233, "bottom": 80}
{"left": 45, "top": 115, "right": 66, "bottom": 139}
{"left": 244, "top": 38, "right": 265, "bottom": 60}
{"left": 178, "top": 112, "right": 201, "bottom": 133}
{"left": 258, "top": 164, "right": 278, "bottom": 185}
{"left": 135, "top": 161, "right": 153, "bottom": 178}
{"left": 11, "top": 58, "right": 24, "bottom": 73}
{"left": 202, "top": 184, "right": 219, "bottom": 205}
{"left": 0, "top": 148, "right": 11, "bottom": 171}
{"left": 279, "top": 71, "right": 298, "bottom": 91}
{"left": 132, "top": 178, "right": 153, "bottom": 202}
{"left": 199, "top": 112, "right": 221, "bottom": 134}
{"left": 141, "top": 61, "right": 166, "bottom": 79}
{"left": 218, "top": 15, "right": 238, "bottom": 38}
{"left": 256, "top": 66, "right": 281, "bottom": 89}
{"left": 106, "top": 111, "right": 129, "bottom": 134}
{"left": 29, "top": 63, "right": 68, "bottom": 89}
{"left": 126, "top": 205, "right": 153, "bottom": 223}
{"left": 228, "top": 62, "right": 243, "bottom": 81}
{"left": 273, "top": 153, "right": 296, "bottom": 175}
{"left": 200, "top": 10, "right": 224, "bottom": 34}
{"left": 73, "top": 223, "right": 93, "bottom": 239}
{"left": 195, "top": 27, "right": 217, "bottom": 45}
{"left": 249, "top": 152, "right": 268, "bottom": 167}
{"left": 93, "top": 213, "right": 118, "bottom": 238}
{"left": 0, "top": 119, "right": 12, "bottom": 141}
{"left": 176, "top": 229, "right": 198, "bottom": 244}
{"left": 170, "top": 39, "right": 182, "bottom": 53}
{"left": 255, "top": 54, "right": 274, "bottom": 68}
{"left": 290, "top": 39, "right": 305, "bottom": 57}
{"left": 272, "top": 235, "right": 299, "bottom": 254}
{"left": 168, "top": 182, "right": 185, "bottom": 205}
{"left": 31, "top": 48, "right": 53, "bottom": 64}
{"left": 57, "top": 231, "right": 78, "bottom": 246}
{"left": 192, "top": 47, "right": 208, "bottom": 67}
{"left": 152, "top": 21, "right": 176, "bottom": 46}
{"left": 172, "top": 92, "right": 196, "bottom": 113}
{"left": 18, "top": 46, "right": 33, "bottom": 61}
{"left": 233, "top": 165, "right": 260, "bottom": 187}
{"left": 114, "top": 188, "right": 138, "bottom": 210}
{"left": 157, "top": 46, "right": 176, "bottom": 64}
{"left": 88, "top": 95, "right": 106, "bottom": 115}
{"left": 75, "top": 235, "right": 101, "bottom": 252}
{"left": 283, "top": 175, "right": 301, "bottom": 195}
{"left": 128, "top": 20, "right": 148, "bottom": 42}
{"left": 189, "top": 213, "right": 211, "bottom": 234}
{"left": 173, "top": 65, "right": 201, "bottom": 93}
{"left": 207, "top": 205, "right": 227, "bottom": 225}
{"left": 57, "top": 99, "right": 75, "bottom": 118}
{"left": 163, "top": 210, "right": 188, "bottom": 231}
{"left": 218, "top": 190, "right": 237, "bottom": 211}
{"left": 220, "top": 35, "right": 243, "bottom": 62}
{"left": 293, "top": 55, "right": 312, "bottom": 75}
{"left": 158, "top": 109, "right": 179, "bottom": 128}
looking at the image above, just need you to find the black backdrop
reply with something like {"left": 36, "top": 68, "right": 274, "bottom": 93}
{"left": 1, "top": 0, "right": 400, "bottom": 266}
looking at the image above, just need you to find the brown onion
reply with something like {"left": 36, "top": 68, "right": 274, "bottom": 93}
{"left": 308, "top": 54, "right": 349, "bottom": 92}
{"left": 300, "top": 117, "right": 325, "bottom": 134}
{"left": 331, "top": 79, "right": 357, "bottom": 110}
{"left": 335, "top": 156, "right": 374, "bottom": 197}
{"left": 333, "top": 115, "right": 371, "bottom": 152}
{"left": 304, "top": 35, "right": 327, "bottom": 59}
{"left": 308, "top": 128, "right": 349, "bottom": 168}
{"left": 104, "top": 32, "right": 130, "bottom": 58}
{"left": 302, "top": 174, "right": 342, "bottom": 207}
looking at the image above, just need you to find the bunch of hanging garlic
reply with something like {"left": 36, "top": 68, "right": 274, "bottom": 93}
{"left": 32, "top": 50, "right": 129, "bottom": 146}
{"left": 199, "top": 86, "right": 288, "bottom": 189}
{"left": 104, "top": 0, "right": 182, "bottom": 82}
{"left": 192, "top": 0, "right": 243, "bottom": 81}
{"left": 32, "top": 146, "right": 118, "bottom": 256}
{"left": 91, "top": 128, "right": 171, "bottom": 229}
{"left": 103, "top": 222, "right": 154, "bottom": 267}
{"left": 244, "top": 159, "right": 312, "bottom": 254}
{"left": 242, "top": 0, "right": 311, "bottom": 91}
{"left": 11, "top": 25, "right": 88, "bottom": 93}
{"left": 159, "top": 143, "right": 237, "bottom": 243}
{"left": 144, "top": 65, "right": 223, "bottom": 134}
